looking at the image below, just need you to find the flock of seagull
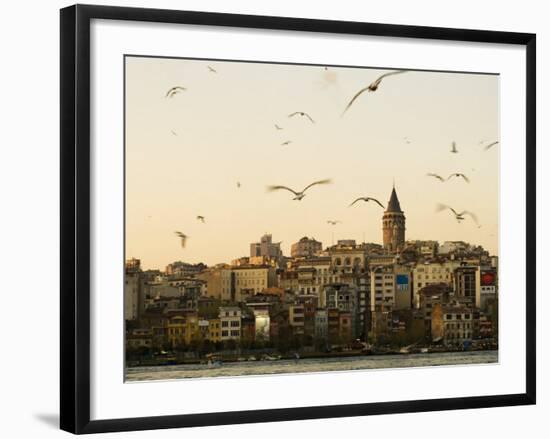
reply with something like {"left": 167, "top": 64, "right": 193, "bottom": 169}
{"left": 167, "top": 65, "right": 497, "bottom": 249}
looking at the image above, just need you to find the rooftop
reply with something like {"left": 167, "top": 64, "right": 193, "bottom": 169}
{"left": 386, "top": 187, "right": 403, "bottom": 212}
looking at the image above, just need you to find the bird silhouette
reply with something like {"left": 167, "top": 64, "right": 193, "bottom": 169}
{"left": 165, "top": 86, "right": 186, "bottom": 98}
{"left": 327, "top": 220, "right": 341, "bottom": 225}
{"left": 483, "top": 140, "right": 499, "bottom": 151}
{"left": 447, "top": 173, "right": 470, "bottom": 183}
{"left": 427, "top": 173, "right": 445, "bottom": 182}
{"left": 349, "top": 197, "right": 384, "bottom": 208}
{"left": 342, "top": 70, "right": 407, "bottom": 115}
{"left": 288, "top": 111, "right": 315, "bottom": 124}
{"left": 174, "top": 231, "right": 188, "bottom": 248}
{"left": 436, "top": 204, "right": 478, "bottom": 224}
{"left": 450, "top": 141, "right": 458, "bottom": 154}
{"left": 207, "top": 65, "right": 217, "bottom": 73}
{"left": 281, "top": 140, "right": 292, "bottom": 146}
{"left": 196, "top": 216, "right": 205, "bottom": 223}
{"left": 267, "top": 179, "right": 332, "bottom": 200}
{"left": 275, "top": 124, "right": 283, "bottom": 130}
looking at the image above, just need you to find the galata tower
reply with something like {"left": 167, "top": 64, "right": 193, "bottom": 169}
{"left": 382, "top": 186, "right": 405, "bottom": 253}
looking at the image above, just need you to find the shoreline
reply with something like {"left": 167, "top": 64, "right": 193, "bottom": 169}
{"left": 126, "top": 346, "right": 498, "bottom": 368}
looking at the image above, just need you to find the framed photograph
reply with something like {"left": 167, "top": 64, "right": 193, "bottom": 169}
{"left": 60, "top": 4, "right": 536, "bottom": 434}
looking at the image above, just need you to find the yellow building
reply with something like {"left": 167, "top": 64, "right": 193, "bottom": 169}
{"left": 231, "top": 266, "right": 276, "bottom": 301}
{"left": 166, "top": 316, "right": 186, "bottom": 347}
{"left": 208, "top": 318, "right": 222, "bottom": 343}
{"left": 166, "top": 314, "right": 200, "bottom": 347}
{"left": 413, "top": 261, "right": 460, "bottom": 308}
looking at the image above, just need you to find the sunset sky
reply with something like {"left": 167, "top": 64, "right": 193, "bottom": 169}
{"left": 125, "top": 56, "right": 499, "bottom": 270}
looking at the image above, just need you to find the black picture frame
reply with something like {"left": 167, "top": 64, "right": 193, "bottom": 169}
{"left": 60, "top": 4, "right": 536, "bottom": 434}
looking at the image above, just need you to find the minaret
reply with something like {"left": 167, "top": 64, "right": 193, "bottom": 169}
{"left": 382, "top": 185, "right": 406, "bottom": 253}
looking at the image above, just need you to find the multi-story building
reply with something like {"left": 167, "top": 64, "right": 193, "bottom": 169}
{"left": 339, "top": 312, "right": 353, "bottom": 342}
{"left": 207, "top": 318, "right": 221, "bottom": 343}
{"left": 250, "top": 234, "right": 283, "bottom": 259}
{"left": 195, "top": 264, "right": 230, "bottom": 300}
{"left": 315, "top": 309, "right": 328, "bottom": 339}
{"left": 369, "top": 265, "right": 412, "bottom": 312}
{"left": 231, "top": 265, "right": 277, "bottom": 301}
{"left": 125, "top": 259, "right": 142, "bottom": 321}
{"left": 404, "top": 240, "right": 439, "bottom": 258}
{"left": 454, "top": 265, "right": 480, "bottom": 306}
{"left": 329, "top": 241, "right": 367, "bottom": 276}
{"left": 279, "top": 270, "right": 299, "bottom": 293}
{"left": 478, "top": 268, "right": 498, "bottom": 311}
{"left": 166, "top": 315, "right": 186, "bottom": 347}
{"left": 165, "top": 261, "right": 206, "bottom": 277}
{"left": 291, "top": 236, "right": 323, "bottom": 258}
{"left": 288, "top": 304, "right": 305, "bottom": 336}
{"left": 432, "top": 304, "right": 479, "bottom": 346}
{"left": 412, "top": 260, "right": 460, "bottom": 308}
{"left": 327, "top": 308, "right": 340, "bottom": 343}
{"left": 219, "top": 306, "right": 242, "bottom": 341}
{"left": 322, "top": 284, "right": 360, "bottom": 339}
{"left": 147, "top": 280, "right": 182, "bottom": 299}
{"left": 419, "top": 283, "right": 452, "bottom": 338}
{"left": 295, "top": 256, "right": 332, "bottom": 295}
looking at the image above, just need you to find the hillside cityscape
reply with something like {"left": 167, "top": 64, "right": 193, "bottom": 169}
{"left": 125, "top": 186, "right": 498, "bottom": 371}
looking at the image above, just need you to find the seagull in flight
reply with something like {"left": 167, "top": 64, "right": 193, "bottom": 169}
{"left": 196, "top": 216, "right": 205, "bottom": 223}
{"left": 349, "top": 197, "right": 385, "bottom": 208}
{"left": 342, "top": 70, "right": 407, "bottom": 115}
{"left": 450, "top": 141, "right": 458, "bottom": 154}
{"left": 483, "top": 140, "right": 499, "bottom": 151}
{"left": 327, "top": 220, "right": 341, "bottom": 225}
{"left": 288, "top": 111, "right": 315, "bottom": 124}
{"left": 447, "top": 173, "right": 470, "bottom": 183}
{"left": 174, "top": 231, "right": 188, "bottom": 248}
{"left": 281, "top": 140, "right": 292, "bottom": 146}
{"left": 275, "top": 124, "right": 283, "bottom": 130}
{"left": 267, "top": 179, "right": 332, "bottom": 201}
{"left": 207, "top": 65, "right": 217, "bottom": 73}
{"left": 165, "top": 86, "right": 186, "bottom": 98}
{"left": 427, "top": 173, "right": 445, "bottom": 182}
{"left": 436, "top": 204, "right": 478, "bottom": 224}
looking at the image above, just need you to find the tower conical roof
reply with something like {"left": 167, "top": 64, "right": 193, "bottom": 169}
{"left": 386, "top": 187, "right": 402, "bottom": 212}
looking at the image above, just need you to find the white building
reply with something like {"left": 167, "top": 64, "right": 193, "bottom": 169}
{"left": 219, "top": 306, "right": 242, "bottom": 341}
{"left": 369, "top": 265, "right": 412, "bottom": 311}
{"left": 253, "top": 309, "right": 270, "bottom": 340}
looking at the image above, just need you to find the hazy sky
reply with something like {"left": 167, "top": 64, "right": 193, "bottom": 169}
{"left": 125, "top": 56, "right": 499, "bottom": 270}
